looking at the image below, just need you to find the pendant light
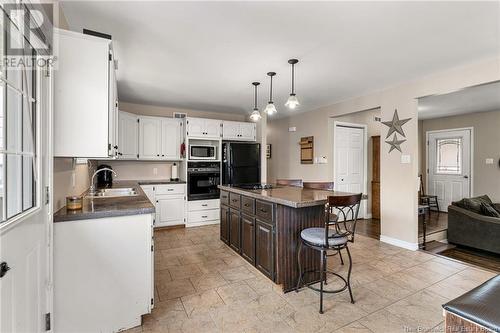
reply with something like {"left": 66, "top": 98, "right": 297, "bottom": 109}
{"left": 264, "top": 72, "right": 277, "bottom": 115}
{"left": 285, "top": 59, "right": 300, "bottom": 109}
{"left": 249, "top": 82, "right": 261, "bottom": 121}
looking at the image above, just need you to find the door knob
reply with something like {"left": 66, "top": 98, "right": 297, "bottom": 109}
{"left": 0, "top": 262, "right": 10, "bottom": 278}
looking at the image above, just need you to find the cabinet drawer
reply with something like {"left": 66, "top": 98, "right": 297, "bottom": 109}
{"left": 229, "top": 193, "right": 241, "bottom": 209}
{"left": 256, "top": 200, "right": 273, "bottom": 222}
{"left": 188, "top": 209, "right": 219, "bottom": 223}
{"left": 220, "top": 191, "right": 229, "bottom": 206}
{"left": 188, "top": 199, "right": 220, "bottom": 211}
{"left": 155, "top": 184, "right": 185, "bottom": 195}
{"left": 241, "top": 196, "right": 255, "bottom": 215}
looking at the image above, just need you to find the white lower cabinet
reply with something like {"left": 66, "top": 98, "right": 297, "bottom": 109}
{"left": 141, "top": 184, "right": 186, "bottom": 228}
{"left": 187, "top": 199, "right": 220, "bottom": 227}
{"left": 54, "top": 214, "right": 154, "bottom": 333}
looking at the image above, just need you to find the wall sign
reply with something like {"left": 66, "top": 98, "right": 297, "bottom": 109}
{"left": 382, "top": 109, "right": 411, "bottom": 153}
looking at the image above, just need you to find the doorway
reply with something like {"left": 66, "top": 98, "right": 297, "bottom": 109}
{"left": 426, "top": 128, "right": 472, "bottom": 212}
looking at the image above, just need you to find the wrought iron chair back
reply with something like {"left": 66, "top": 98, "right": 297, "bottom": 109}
{"left": 324, "top": 193, "right": 362, "bottom": 244}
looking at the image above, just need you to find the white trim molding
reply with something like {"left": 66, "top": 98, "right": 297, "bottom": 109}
{"left": 380, "top": 235, "right": 419, "bottom": 251}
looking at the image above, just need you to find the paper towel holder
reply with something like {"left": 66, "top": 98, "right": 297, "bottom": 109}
{"left": 170, "top": 162, "right": 180, "bottom": 182}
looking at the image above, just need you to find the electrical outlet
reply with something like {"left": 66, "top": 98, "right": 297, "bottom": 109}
{"left": 485, "top": 158, "right": 494, "bottom": 165}
{"left": 401, "top": 154, "right": 411, "bottom": 164}
{"left": 288, "top": 127, "right": 296, "bottom": 132}
{"left": 153, "top": 167, "right": 158, "bottom": 176}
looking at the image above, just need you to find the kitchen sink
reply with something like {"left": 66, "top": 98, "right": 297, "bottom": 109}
{"left": 86, "top": 188, "right": 138, "bottom": 198}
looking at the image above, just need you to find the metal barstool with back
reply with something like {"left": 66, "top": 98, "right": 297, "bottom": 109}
{"left": 296, "top": 193, "right": 363, "bottom": 314}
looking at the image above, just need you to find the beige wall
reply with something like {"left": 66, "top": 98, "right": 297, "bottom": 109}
{"left": 420, "top": 109, "right": 500, "bottom": 202}
{"left": 95, "top": 160, "right": 175, "bottom": 181}
{"left": 267, "top": 57, "right": 500, "bottom": 248}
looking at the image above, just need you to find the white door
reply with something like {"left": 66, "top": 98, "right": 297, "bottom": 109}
{"left": 335, "top": 125, "right": 365, "bottom": 217}
{"left": 427, "top": 129, "right": 471, "bottom": 212}
{"left": 156, "top": 195, "right": 185, "bottom": 227}
{"left": 1, "top": 21, "right": 52, "bottom": 332}
{"left": 186, "top": 118, "right": 205, "bottom": 137}
{"left": 161, "top": 119, "right": 180, "bottom": 160}
{"left": 118, "top": 111, "right": 138, "bottom": 159}
{"left": 139, "top": 117, "right": 161, "bottom": 159}
{"left": 204, "top": 119, "right": 221, "bottom": 138}
{"left": 222, "top": 121, "right": 240, "bottom": 140}
{"left": 239, "top": 122, "right": 256, "bottom": 141}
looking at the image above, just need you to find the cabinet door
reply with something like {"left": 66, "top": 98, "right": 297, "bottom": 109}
{"left": 229, "top": 209, "right": 240, "bottom": 252}
{"left": 241, "top": 214, "right": 255, "bottom": 264}
{"left": 222, "top": 121, "right": 240, "bottom": 140}
{"left": 220, "top": 205, "right": 230, "bottom": 244}
{"left": 255, "top": 220, "right": 274, "bottom": 280}
{"left": 204, "top": 119, "right": 222, "bottom": 138}
{"left": 118, "top": 111, "right": 138, "bottom": 159}
{"left": 239, "top": 122, "right": 256, "bottom": 141}
{"left": 186, "top": 118, "right": 205, "bottom": 137}
{"left": 139, "top": 117, "right": 161, "bottom": 159}
{"left": 156, "top": 195, "right": 185, "bottom": 226}
{"left": 161, "top": 119, "right": 181, "bottom": 160}
{"left": 108, "top": 49, "right": 118, "bottom": 157}
{"left": 140, "top": 185, "right": 155, "bottom": 205}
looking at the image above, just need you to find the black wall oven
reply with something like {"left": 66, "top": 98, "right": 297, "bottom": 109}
{"left": 187, "top": 162, "right": 220, "bottom": 201}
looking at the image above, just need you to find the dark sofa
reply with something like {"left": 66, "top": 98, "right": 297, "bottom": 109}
{"left": 448, "top": 196, "right": 500, "bottom": 254}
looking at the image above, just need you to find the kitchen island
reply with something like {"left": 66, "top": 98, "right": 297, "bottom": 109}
{"left": 219, "top": 184, "right": 354, "bottom": 292}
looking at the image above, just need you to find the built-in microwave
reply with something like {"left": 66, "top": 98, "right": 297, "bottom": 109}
{"left": 189, "top": 144, "right": 217, "bottom": 160}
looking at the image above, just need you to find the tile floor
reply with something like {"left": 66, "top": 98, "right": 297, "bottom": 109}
{"left": 128, "top": 224, "right": 497, "bottom": 333}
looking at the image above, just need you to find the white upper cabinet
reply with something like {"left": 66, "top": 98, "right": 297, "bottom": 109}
{"left": 222, "top": 121, "right": 256, "bottom": 141}
{"left": 161, "top": 118, "right": 181, "bottom": 160}
{"left": 139, "top": 117, "right": 161, "bottom": 159}
{"left": 186, "top": 117, "right": 221, "bottom": 139}
{"left": 118, "top": 111, "right": 138, "bottom": 159}
{"left": 138, "top": 116, "right": 182, "bottom": 160}
{"left": 54, "top": 29, "right": 116, "bottom": 158}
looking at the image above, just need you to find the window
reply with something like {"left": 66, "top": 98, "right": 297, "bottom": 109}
{"left": 0, "top": 9, "right": 39, "bottom": 222}
{"left": 436, "top": 138, "right": 462, "bottom": 174}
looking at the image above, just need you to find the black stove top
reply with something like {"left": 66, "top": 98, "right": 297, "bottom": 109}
{"left": 235, "top": 183, "right": 274, "bottom": 190}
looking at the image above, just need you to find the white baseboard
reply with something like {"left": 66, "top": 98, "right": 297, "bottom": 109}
{"left": 364, "top": 213, "right": 372, "bottom": 219}
{"left": 186, "top": 220, "right": 220, "bottom": 228}
{"left": 380, "top": 235, "right": 419, "bottom": 251}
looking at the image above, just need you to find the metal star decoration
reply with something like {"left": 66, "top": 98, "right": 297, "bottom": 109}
{"left": 382, "top": 109, "right": 411, "bottom": 138}
{"left": 385, "top": 134, "right": 406, "bottom": 153}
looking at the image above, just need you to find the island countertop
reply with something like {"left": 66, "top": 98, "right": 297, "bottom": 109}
{"left": 218, "top": 185, "right": 355, "bottom": 208}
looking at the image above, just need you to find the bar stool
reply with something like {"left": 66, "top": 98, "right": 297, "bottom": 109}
{"left": 276, "top": 179, "right": 303, "bottom": 187}
{"left": 296, "top": 193, "right": 363, "bottom": 314}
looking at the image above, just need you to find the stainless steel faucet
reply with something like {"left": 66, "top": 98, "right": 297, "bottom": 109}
{"left": 89, "top": 168, "right": 117, "bottom": 195}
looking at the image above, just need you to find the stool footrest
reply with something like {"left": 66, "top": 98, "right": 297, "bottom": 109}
{"left": 297, "top": 269, "right": 348, "bottom": 294}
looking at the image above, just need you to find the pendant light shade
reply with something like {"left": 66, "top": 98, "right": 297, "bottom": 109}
{"left": 285, "top": 59, "right": 300, "bottom": 109}
{"left": 265, "top": 72, "right": 277, "bottom": 115}
{"left": 250, "top": 82, "right": 261, "bottom": 121}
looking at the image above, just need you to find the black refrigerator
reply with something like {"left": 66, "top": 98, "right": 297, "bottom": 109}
{"left": 222, "top": 142, "right": 261, "bottom": 185}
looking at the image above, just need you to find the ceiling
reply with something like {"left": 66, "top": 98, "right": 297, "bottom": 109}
{"left": 418, "top": 81, "right": 500, "bottom": 120}
{"left": 61, "top": 1, "right": 500, "bottom": 118}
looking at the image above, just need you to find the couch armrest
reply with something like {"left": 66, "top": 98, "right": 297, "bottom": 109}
{"left": 448, "top": 205, "right": 500, "bottom": 225}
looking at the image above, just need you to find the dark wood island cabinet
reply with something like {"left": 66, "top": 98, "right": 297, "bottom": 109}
{"left": 219, "top": 185, "right": 354, "bottom": 292}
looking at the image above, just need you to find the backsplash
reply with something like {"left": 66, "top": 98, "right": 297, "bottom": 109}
{"left": 96, "top": 160, "right": 176, "bottom": 181}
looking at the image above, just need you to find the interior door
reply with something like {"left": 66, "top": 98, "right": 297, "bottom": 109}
{"left": 1, "top": 17, "right": 52, "bottom": 332}
{"left": 427, "top": 129, "right": 471, "bottom": 211}
{"left": 139, "top": 117, "right": 161, "bottom": 159}
{"left": 335, "top": 125, "right": 365, "bottom": 217}
{"left": 118, "top": 111, "right": 138, "bottom": 159}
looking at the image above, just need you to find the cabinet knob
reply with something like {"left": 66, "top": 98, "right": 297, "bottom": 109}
{"left": 202, "top": 204, "right": 208, "bottom": 207}
{"left": 0, "top": 262, "right": 10, "bottom": 278}
{"left": 157, "top": 154, "right": 160, "bottom": 157}
{"left": 202, "top": 215, "right": 208, "bottom": 218}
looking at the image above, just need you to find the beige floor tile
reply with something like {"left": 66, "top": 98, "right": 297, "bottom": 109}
{"left": 209, "top": 304, "right": 262, "bottom": 332}
{"left": 334, "top": 321, "right": 373, "bottom": 333}
{"left": 425, "top": 271, "right": 490, "bottom": 301}
{"left": 168, "top": 264, "right": 203, "bottom": 280}
{"left": 282, "top": 304, "right": 340, "bottom": 333}
{"left": 181, "top": 289, "right": 225, "bottom": 316}
{"left": 218, "top": 265, "right": 256, "bottom": 282}
{"left": 359, "top": 309, "right": 410, "bottom": 333}
{"left": 178, "top": 252, "right": 209, "bottom": 265}
{"left": 281, "top": 287, "right": 319, "bottom": 308}
{"left": 339, "top": 286, "right": 392, "bottom": 314}
{"left": 190, "top": 272, "right": 228, "bottom": 292}
{"left": 245, "top": 276, "right": 276, "bottom": 295}
{"left": 216, "top": 281, "right": 259, "bottom": 305}
{"left": 385, "top": 290, "right": 448, "bottom": 331}
{"left": 157, "top": 278, "right": 197, "bottom": 301}
{"left": 197, "top": 259, "right": 230, "bottom": 274}
{"left": 246, "top": 292, "right": 296, "bottom": 320}
{"left": 364, "top": 277, "right": 413, "bottom": 301}
{"left": 457, "top": 267, "right": 496, "bottom": 283}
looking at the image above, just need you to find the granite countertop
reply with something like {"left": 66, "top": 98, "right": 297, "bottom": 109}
{"left": 138, "top": 179, "right": 186, "bottom": 185}
{"left": 218, "top": 185, "right": 356, "bottom": 208}
{"left": 54, "top": 180, "right": 186, "bottom": 222}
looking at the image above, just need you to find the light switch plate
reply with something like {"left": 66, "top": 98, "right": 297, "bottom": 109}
{"left": 288, "top": 127, "right": 297, "bottom": 132}
{"left": 74, "top": 158, "right": 88, "bottom": 165}
{"left": 401, "top": 154, "right": 411, "bottom": 164}
{"left": 486, "top": 158, "right": 494, "bottom": 165}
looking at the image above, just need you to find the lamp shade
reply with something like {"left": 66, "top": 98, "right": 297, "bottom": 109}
{"left": 285, "top": 94, "right": 300, "bottom": 109}
{"left": 264, "top": 102, "right": 277, "bottom": 115}
{"left": 250, "top": 109, "right": 261, "bottom": 121}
